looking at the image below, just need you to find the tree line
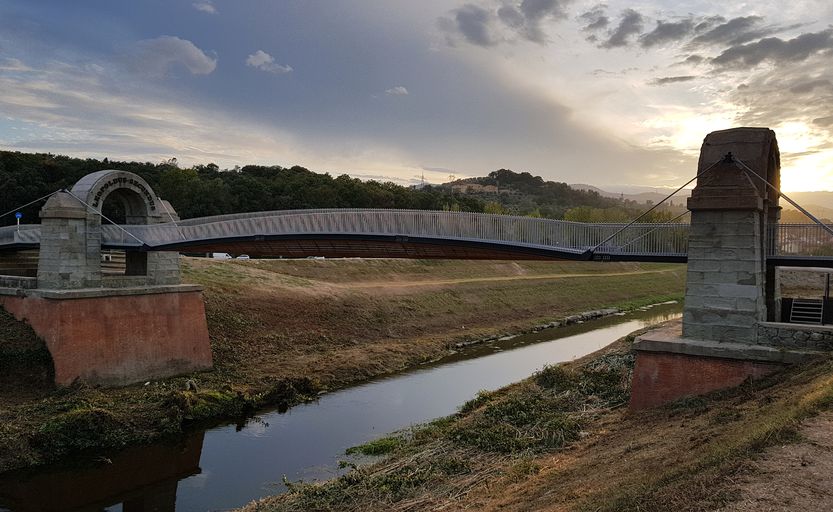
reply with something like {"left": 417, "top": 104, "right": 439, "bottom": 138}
{"left": 0, "top": 150, "right": 679, "bottom": 226}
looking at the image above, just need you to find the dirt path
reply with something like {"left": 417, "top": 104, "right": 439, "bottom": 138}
{"left": 718, "top": 412, "right": 833, "bottom": 511}
{"left": 335, "top": 267, "right": 680, "bottom": 289}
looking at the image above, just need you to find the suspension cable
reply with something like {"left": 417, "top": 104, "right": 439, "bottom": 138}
{"left": 0, "top": 190, "right": 61, "bottom": 221}
{"left": 159, "top": 198, "right": 187, "bottom": 240}
{"left": 589, "top": 156, "right": 724, "bottom": 253}
{"left": 731, "top": 156, "right": 833, "bottom": 239}
{"left": 62, "top": 189, "right": 148, "bottom": 246}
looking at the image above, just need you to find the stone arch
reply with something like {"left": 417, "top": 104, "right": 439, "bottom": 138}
{"left": 37, "top": 170, "right": 181, "bottom": 289}
{"left": 70, "top": 170, "right": 163, "bottom": 225}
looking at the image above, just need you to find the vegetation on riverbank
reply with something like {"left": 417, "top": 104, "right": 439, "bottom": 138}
{"left": 244, "top": 326, "right": 833, "bottom": 512}
{"left": 0, "top": 258, "right": 684, "bottom": 474}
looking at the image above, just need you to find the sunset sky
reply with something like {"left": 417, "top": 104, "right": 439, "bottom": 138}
{"left": 1, "top": 0, "right": 833, "bottom": 191}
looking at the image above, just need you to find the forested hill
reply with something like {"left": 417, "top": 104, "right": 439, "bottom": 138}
{"left": 0, "top": 151, "right": 666, "bottom": 226}
{"left": 0, "top": 151, "right": 483, "bottom": 225}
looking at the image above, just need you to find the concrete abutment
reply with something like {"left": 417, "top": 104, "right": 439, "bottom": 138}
{"left": 0, "top": 169, "right": 212, "bottom": 387}
{"left": 631, "top": 127, "right": 822, "bottom": 410}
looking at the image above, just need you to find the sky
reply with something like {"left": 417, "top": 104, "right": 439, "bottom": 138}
{"left": 1, "top": 1, "right": 833, "bottom": 191}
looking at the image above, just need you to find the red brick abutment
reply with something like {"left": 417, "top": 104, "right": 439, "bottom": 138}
{"left": 0, "top": 285, "right": 212, "bottom": 386}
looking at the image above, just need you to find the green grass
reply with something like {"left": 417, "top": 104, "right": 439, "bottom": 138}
{"left": 346, "top": 436, "right": 404, "bottom": 456}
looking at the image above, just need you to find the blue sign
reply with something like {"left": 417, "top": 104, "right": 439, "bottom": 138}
{"left": 14, "top": 212, "right": 22, "bottom": 220}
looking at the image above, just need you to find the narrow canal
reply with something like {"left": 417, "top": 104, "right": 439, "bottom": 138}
{"left": 0, "top": 303, "right": 681, "bottom": 512}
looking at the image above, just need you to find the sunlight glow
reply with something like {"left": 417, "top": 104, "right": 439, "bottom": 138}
{"left": 775, "top": 122, "right": 833, "bottom": 192}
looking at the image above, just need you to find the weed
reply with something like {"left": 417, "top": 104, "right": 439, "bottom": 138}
{"left": 346, "top": 435, "right": 403, "bottom": 456}
{"left": 535, "top": 365, "right": 577, "bottom": 391}
{"left": 32, "top": 407, "right": 129, "bottom": 458}
{"left": 459, "top": 390, "right": 496, "bottom": 414}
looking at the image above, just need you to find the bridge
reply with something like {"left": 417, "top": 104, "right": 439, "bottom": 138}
{"left": 2, "top": 208, "right": 832, "bottom": 267}
{"left": 4, "top": 127, "right": 833, "bottom": 409}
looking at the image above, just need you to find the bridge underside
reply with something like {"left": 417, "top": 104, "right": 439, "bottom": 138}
{"left": 6, "top": 233, "right": 833, "bottom": 266}
{"left": 155, "top": 234, "right": 591, "bottom": 261}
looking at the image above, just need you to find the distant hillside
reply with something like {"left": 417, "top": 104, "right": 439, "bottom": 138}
{"left": 571, "top": 183, "right": 833, "bottom": 221}
{"left": 570, "top": 183, "right": 691, "bottom": 207}
{"left": 445, "top": 169, "right": 684, "bottom": 221}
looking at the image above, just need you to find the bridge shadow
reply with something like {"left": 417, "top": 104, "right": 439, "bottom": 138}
{"left": 0, "top": 433, "right": 204, "bottom": 512}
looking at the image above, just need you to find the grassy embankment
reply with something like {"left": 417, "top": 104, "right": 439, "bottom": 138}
{"left": 244, "top": 326, "right": 833, "bottom": 512}
{"left": 0, "top": 258, "right": 684, "bottom": 474}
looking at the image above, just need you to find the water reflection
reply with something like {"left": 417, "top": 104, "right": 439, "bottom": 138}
{"left": 0, "top": 304, "right": 680, "bottom": 512}
{"left": 0, "top": 434, "right": 204, "bottom": 512}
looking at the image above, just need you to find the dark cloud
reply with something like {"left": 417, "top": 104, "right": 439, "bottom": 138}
{"left": 601, "top": 9, "right": 644, "bottom": 48}
{"left": 694, "top": 16, "right": 726, "bottom": 33}
{"left": 640, "top": 19, "right": 695, "bottom": 47}
{"left": 445, "top": 0, "right": 573, "bottom": 46}
{"left": 684, "top": 54, "right": 705, "bottom": 64}
{"left": 712, "top": 29, "right": 833, "bottom": 68}
{"left": 452, "top": 4, "right": 496, "bottom": 47}
{"left": 726, "top": 54, "right": 833, "bottom": 134}
{"left": 516, "top": 0, "right": 574, "bottom": 43}
{"left": 790, "top": 79, "right": 833, "bottom": 94}
{"left": 497, "top": 5, "right": 524, "bottom": 29}
{"left": 579, "top": 5, "right": 609, "bottom": 32}
{"left": 691, "top": 16, "right": 764, "bottom": 46}
{"left": 520, "top": 0, "right": 570, "bottom": 20}
{"left": 650, "top": 75, "right": 698, "bottom": 86}
{"left": 813, "top": 116, "right": 833, "bottom": 127}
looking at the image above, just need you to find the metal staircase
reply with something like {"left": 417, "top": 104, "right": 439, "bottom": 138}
{"left": 790, "top": 299, "right": 824, "bottom": 325}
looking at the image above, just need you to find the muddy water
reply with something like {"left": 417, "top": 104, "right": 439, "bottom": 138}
{"left": 0, "top": 303, "right": 681, "bottom": 512}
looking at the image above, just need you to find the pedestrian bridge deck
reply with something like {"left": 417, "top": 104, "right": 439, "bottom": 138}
{"left": 0, "top": 209, "right": 830, "bottom": 266}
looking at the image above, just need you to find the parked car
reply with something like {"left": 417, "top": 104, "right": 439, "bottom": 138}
{"left": 236, "top": 254, "right": 250, "bottom": 260}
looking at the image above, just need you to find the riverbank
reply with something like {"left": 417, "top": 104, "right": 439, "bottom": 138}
{"left": 243, "top": 324, "right": 833, "bottom": 512}
{"left": 0, "top": 258, "right": 685, "bottom": 475}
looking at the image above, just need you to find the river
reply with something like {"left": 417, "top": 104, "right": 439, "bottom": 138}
{"left": 0, "top": 303, "right": 681, "bottom": 512}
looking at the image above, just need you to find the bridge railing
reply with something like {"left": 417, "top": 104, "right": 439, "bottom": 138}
{"left": 0, "top": 224, "right": 41, "bottom": 245}
{"left": 2, "top": 209, "right": 692, "bottom": 257}
{"left": 105, "top": 210, "right": 690, "bottom": 257}
{"left": 768, "top": 224, "right": 833, "bottom": 257}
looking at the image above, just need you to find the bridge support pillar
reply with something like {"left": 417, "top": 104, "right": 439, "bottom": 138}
{"left": 630, "top": 128, "right": 818, "bottom": 410}
{"left": 0, "top": 170, "right": 212, "bottom": 387}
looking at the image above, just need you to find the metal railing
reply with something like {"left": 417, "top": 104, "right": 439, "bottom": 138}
{"left": 768, "top": 224, "right": 833, "bottom": 257}
{"left": 0, "top": 209, "right": 691, "bottom": 257}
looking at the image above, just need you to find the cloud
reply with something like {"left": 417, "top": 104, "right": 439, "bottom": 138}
{"left": 712, "top": 29, "right": 833, "bottom": 69}
{"left": 245, "top": 50, "right": 293, "bottom": 74}
{"left": 520, "top": 0, "right": 570, "bottom": 20}
{"left": 450, "top": 4, "right": 497, "bottom": 47}
{"left": 0, "top": 57, "right": 302, "bottom": 166}
{"left": 442, "top": 0, "right": 573, "bottom": 46}
{"left": 790, "top": 79, "right": 832, "bottom": 94}
{"left": 639, "top": 19, "right": 695, "bottom": 47}
{"left": 690, "top": 16, "right": 765, "bottom": 46}
{"left": 497, "top": 5, "right": 525, "bottom": 29}
{"left": 579, "top": 5, "right": 609, "bottom": 32}
{"left": 385, "top": 86, "right": 409, "bottom": 96}
{"left": 601, "top": 9, "right": 644, "bottom": 48}
{"left": 813, "top": 116, "right": 833, "bottom": 127}
{"left": 192, "top": 1, "right": 216, "bottom": 14}
{"left": 129, "top": 36, "right": 216, "bottom": 76}
{"left": 650, "top": 75, "right": 698, "bottom": 86}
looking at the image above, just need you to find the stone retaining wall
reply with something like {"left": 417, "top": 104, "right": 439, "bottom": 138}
{"left": 0, "top": 275, "right": 36, "bottom": 289}
{"left": 757, "top": 321, "right": 833, "bottom": 351}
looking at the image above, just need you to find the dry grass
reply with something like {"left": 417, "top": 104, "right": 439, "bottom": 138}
{"left": 0, "top": 257, "right": 684, "bottom": 474}
{"left": 242, "top": 325, "right": 833, "bottom": 512}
